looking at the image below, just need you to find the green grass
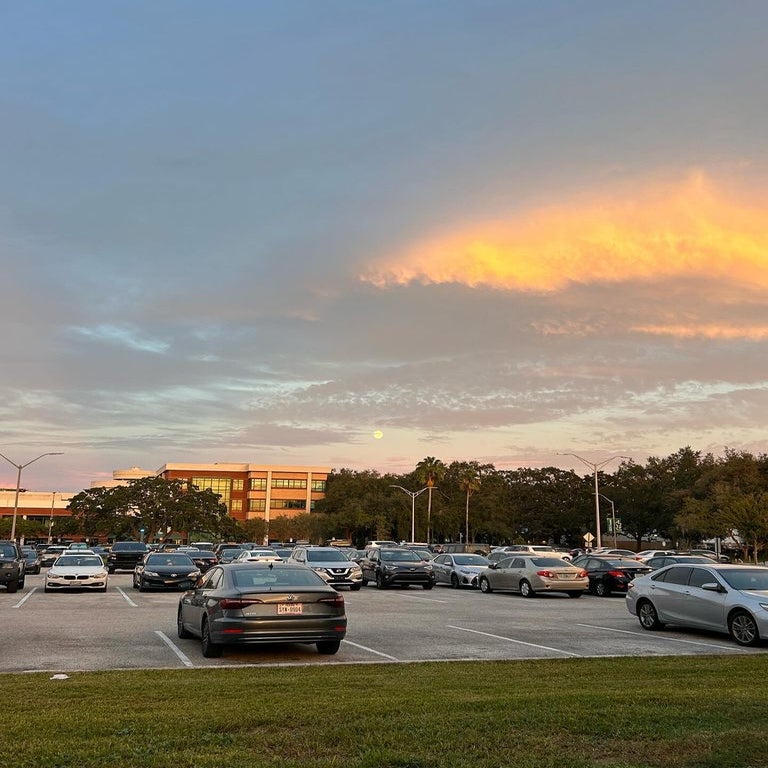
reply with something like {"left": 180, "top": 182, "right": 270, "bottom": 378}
{"left": 3, "top": 656, "right": 767, "bottom": 768}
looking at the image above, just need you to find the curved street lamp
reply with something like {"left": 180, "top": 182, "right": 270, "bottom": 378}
{"left": 0, "top": 451, "right": 64, "bottom": 541}
{"left": 389, "top": 485, "right": 429, "bottom": 542}
{"left": 558, "top": 453, "right": 629, "bottom": 549}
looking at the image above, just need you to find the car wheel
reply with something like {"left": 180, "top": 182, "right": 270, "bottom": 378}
{"left": 18, "top": 577, "right": 25, "bottom": 589}
{"left": 422, "top": 582, "right": 434, "bottom": 590}
{"left": 138, "top": 579, "right": 147, "bottom": 592}
{"left": 201, "top": 617, "right": 222, "bottom": 658}
{"left": 376, "top": 573, "right": 386, "bottom": 589}
{"left": 350, "top": 584, "right": 362, "bottom": 591}
{"left": 132, "top": 575, "right": 139, "bottom": 590}
{"left": 108, "top": 567, "right": 115, "bottom": 574}
{"left": 44, "top": 585, "right": 51, "bottom": 593}
{"left": 519, "top": 579, "right": 535, "bottom": 598}
{"left": 637, "top": 600, "right": 664, "bottom": 630}
{"left": 729, "top": 610, "right": 760, "bottom": 647}
{"left": 479, "top": 577, "right": 493, "bottom": 593}
{"left": 6, "top": 579, "right": 18, "bottom": 594}
{"left": 567, "top": 592, "right": 583, "bottom": 598}
{"left": 316, "top": 639, "right": 341, "bottom": 655}
{"left": 177, "top": 607, "right": 192, "bottom": 639}
{"left": 595, "top": 580, "right": 610, "bottom": 597}
{"left": 361, "top": 577, "right": 369, "bottom": 587}
{"left": 450, "top": 573, "right": 460, "bottom": 589}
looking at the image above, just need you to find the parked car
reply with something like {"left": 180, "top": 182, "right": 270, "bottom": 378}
{"left": 644, "top": 555, "right": 714, "bottom": 570}
{"left": 493, "top": 545, "right": 571, "bottom": 561}
{"left": 627, "top": 563, "right": 768, "bottom": 646}
{"left": 177, "top": 561, "right": 347, "bottom": 657}
{"left": 234, "top": 548, "right": 283, "bottom": 563}
{"left": 688, "top": 549, "right": 732, "bottom": 563}
{"left": 184, "top": 550, "right": 219, "bottom": 573}
{"left": 478, "top": 556, "right": 588, "bottom": 598}
{"left": 636, "top": 549, "right": 677, "bottom": 562}
{"left": 360, "top": 547, "right": 435, "bottom": 589}
{"left": 133, "top": 552, "right": 201, "bottom": 591}
{"left": 40, "top": 545, "right": 68, "bottom": 568}
{"left": 0, "top": 540, "right": 26, "bottom": 592}
{"left": 570, "top": 555, "right": 652, "bottom": 596}
{"left": 107, "top": 541, "right": 150, "bottom": 573}
{"left": 21, "top": 547, "right": 42, "bottom": 574}
{"left": 590, "top": 548, "right": 639, "bottom": 558}
{"left": 288, "top": 546, "right": 363, "bottom": 590}
{"left": 217, "top": 546, "right": 247, "bottom": 563}
{"left": 432, "top": 553, "right": 490, "bottom": 588}
{"left": 44, "top": 553, "right": 108, "bottom": 592}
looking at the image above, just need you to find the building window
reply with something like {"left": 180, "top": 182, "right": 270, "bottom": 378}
{"left": 250, "top": 478, "right": 267, "bottom": 490}
{"left": 271, "top": 478, "right": 307, "bottom": 489}
{"left": 249, "top": 499, "right": 266, "bottom": 512}
{"left": 270, "top": 499, "right": 306, "bottom": 510}
{"left": 232, "top": 479, "right": 244, "bottom": 491}
{"left": 230, "top": 499, "right": 243, "bottom": 512}
{"left": 191, "top": 477, "right": 232, "bottom": 503}
{"left": 311, "top": 480, "right": 326, "bottom": 492}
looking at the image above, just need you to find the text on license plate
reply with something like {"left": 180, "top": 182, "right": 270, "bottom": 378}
{"left": 277, "top": 603, "right": 303, "bottom": 615}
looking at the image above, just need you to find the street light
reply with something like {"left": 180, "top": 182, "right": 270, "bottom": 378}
{"left": 598, "top": 493, "right": 618, "bottom": 548}
{"left": 0, "top": 451, "right": 64, "bottom": 541}
{"left": 389, "top": 485, "right": 429, "bottom": 542}
{"left": 557, "top": 453, "right": 629, "bottom": 550}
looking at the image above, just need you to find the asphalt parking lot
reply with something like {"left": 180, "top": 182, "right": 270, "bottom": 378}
{"left": 2, "top": 571, "right": 765, "bottom": 674}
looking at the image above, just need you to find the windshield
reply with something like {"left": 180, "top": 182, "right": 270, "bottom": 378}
{"left": 307, "top": 550, "right": 348, "bottom": 562}
{"left": 454, "top": 555, "right": 489, "bottom": 565}
{"left": 147, "top": 555, "right": 194, "bottom": 566}
{"left": 0, "top": 544, "right": 17, "bottom": 558}
{"left": 719, "top": 568, "right": 768, "bottom": 591}
{"left": 381, "top": 549, "right": 421, "bottom": 562}
{"left": 56, "top": 556, "right": 103, "bottom": 567}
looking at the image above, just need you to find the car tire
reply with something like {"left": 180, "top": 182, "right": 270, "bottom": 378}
{"left": 567, "top": 592, "right": 583, "bottom": 598}
{"left": 18, "top": 577, "right": 25, "bottom": 589}
{"left": 361, "top": 577, "right": 369, "bottom": 587}
{"left": 376, "top": 573, "right": 386, "bottom": 589}
{"left": 108, "top": 567, "right": 115, "bottom": 574}
{"left": 595, "top": 580, "right": 610, "bottom": 597}
{"left": 350, "top": 584, "right": 362, "bottom": 591}
{"left": 100, "top": 585, "right": 108, "bottom": 593}
{"left": 479, "top": 577, "right": 493, "bottom": 593}
{"left": 177, "top": 607, "right": 192, "bottom": 639}
{"left": 44, "top": 585, "right": 51, "bottom": 593}
{"left": 422, "top": 582, "right": 434, "bottom": 590}
{"left": 519, "top": 579, "right": 535, "bottom": 598}
{"left": 316, "top": 639, "right": 341, "bottom": 655}
{"left": 450, "top": 573, "right": 460, "bottom": 589}
{"left": 637, "top": 600, "right": 665, "bottom": 630}
{"left": 138, "top": 579, "right": 147, "bottom": 592}
{"left": 729, "top": 610, "right": 760, "bottom": 647}
{"left": 201, "top": 618, "right": 222, "bottom": 658}
{"left": 6, "top": 579, "right": 18, "bottom": 594}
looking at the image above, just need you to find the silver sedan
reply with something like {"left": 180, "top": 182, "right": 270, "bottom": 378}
{"left": 626, "top": 563, "right": 768, "bottom": 646}
{"left": 431, "top": 553, "right": 490, "bottom": 588}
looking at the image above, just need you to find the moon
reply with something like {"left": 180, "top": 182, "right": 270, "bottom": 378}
{"left": 373, "top": 430, "right": 384, "bottom": 439}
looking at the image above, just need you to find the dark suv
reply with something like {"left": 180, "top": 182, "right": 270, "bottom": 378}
{"left": 107, "top": 541, "right": 150, "bottom": 573}
{"left": 0, "top": 541, "right": 26, "bottom": 593}
{"left": 361, "top": 547, "right": 435, "bottom": 590}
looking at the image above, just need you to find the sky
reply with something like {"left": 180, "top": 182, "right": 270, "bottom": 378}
{"left": 2, "top": 1, "right": 768, "bottom": 493}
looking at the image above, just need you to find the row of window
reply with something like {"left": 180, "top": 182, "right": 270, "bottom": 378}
{"left": 191, "top": 476, "right": 326, "bottom": 493}
{"left": 247, "top": 499, "right": 307, "bottom": 511}
{"left": 250, "top": 478, "right": 326, "bottom": 491}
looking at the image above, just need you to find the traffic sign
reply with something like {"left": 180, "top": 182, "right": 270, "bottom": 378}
{"left": 583, "top": 532, "right": 595, "bottom": 544}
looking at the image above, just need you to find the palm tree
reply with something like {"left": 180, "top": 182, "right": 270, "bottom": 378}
{"left": 457, "top": 462, "right": 483, "bottom": 544}
{"left": 415, "top": 457, "right": 446, "bottom": 544}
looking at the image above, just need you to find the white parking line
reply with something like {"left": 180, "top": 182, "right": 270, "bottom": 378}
{"left": 116, "top": 586, "right": 138, "bottom": 607}
{"left": 448, "top": 625, "right": 582, "bottom": 657}
{"left": 394, "top": 593, "right": 449, "bottom": 603}
{"left": 576, "top": 623, "right": 749, "bottom": 652}
{"left": 155, "top": 631, "right": 195, "bottom": 667}
{"left": 12, "top": 588, "right": 37, "bottom": 608}
{"left": 342, "top": 639, "right": 399, "bottom": 661}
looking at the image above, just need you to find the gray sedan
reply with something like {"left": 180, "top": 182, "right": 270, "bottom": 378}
{"left": 626, "top": 563, "right": 768, "bottom": 646}
{"left": 431, "top": 553, "right": 490, "bottom": 588}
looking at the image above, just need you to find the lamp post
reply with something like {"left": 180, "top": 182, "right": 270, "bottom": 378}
{"left": 389, "top": 485, "right": 429, "bottom": 543}
{"left": 557, "top": 453, "right": 629, "bottom": 550}
{"left": 0, "top": 451, "right": 64, "bottom": 541}
{"left": 598, "top": 493, "right": 618, "bottom": 548}
{"left": 49, "top": 491, "right": 57, "bottom": 544}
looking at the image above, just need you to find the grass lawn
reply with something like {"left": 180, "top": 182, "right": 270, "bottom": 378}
{"left": 3, "top": 655, "right": 766, "bottom": 768}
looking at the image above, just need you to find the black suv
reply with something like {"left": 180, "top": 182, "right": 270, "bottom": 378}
{"left": 107, "top": 541, "right": 150, "bottom": 573}
{"left": 361, "top": 547, "right": 435, "bottom": 590}
{"left": 0, "top": 541, "right": 26, "bottom": 593}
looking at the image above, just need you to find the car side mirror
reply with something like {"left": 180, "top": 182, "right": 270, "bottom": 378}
{"left": 489, "top": 563, "right": 498, "bottom": 570}
{"left": 701, "top": 582, "right": 725, "bottom": 593}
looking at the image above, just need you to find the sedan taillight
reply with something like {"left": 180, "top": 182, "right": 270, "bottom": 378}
{"left": 319, "top": 594, "right": 345, "bottom": 607}
{"left": 219, "top": 598, "right": 264, "bottom": 609}
{"left": 536, "top": 570, "right": 556, "bottom": 578}
{"left": 606, "top": 570, "right": 627, "bottom": 578}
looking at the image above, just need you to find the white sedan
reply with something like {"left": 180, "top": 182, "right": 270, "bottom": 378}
{"left": 44, "top": 554, "right": 109, "bottom": 592}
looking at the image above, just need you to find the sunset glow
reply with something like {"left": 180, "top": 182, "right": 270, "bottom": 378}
{"left": 363, "top": 176, "right": 768, "bottom": 294}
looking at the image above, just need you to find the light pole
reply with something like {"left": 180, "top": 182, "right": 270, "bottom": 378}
{"left": 389, "top": 485, "right": 429, "bottom": 543}
{"left": 558, "top": 453, "right": 629, "bottom": 550}
{"left": 0, "top": 451, "right": 64, "bottom": 541}
{"left": 598, "top": 493, "right": 618, "bottom": 548}
{"left": 49, "top": 491, "right": 57, "bottom": 544}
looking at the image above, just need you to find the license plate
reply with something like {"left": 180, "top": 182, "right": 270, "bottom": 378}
{"left": 277, "top": 603, "right": 303, "bottom": 615}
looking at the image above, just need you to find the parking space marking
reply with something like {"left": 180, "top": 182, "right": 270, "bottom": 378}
{"left": 155, "top": 631, "right": 196, "bottom": 667}
{"left": 342, "top": 639, "right": 399, "bottom": 661}
{"left": 576, "top": 623, "right": 749, "bottom": 652}
{"left": 393, "top": 593, "right": 448, "bottom": 603}
{"left": 116, "top": 586, "right": 138, "bottom": 607}
{"left": 448, "top": 625, "right": 582, "bottom": 657}
{"left": 12, "top": 588, "right": 37, "bottom": 608}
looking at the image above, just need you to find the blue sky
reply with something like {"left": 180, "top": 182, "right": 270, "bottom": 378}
{"left": 2, "top": 1, "right": 768, "bottom": 491}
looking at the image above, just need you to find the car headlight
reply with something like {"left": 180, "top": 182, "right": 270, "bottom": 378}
{"left": 351, "top": 564, "right": 362, "bottom": 573}
{"left": 423, "top": 564, "right": 433, "bottom": 572}
{"left": 144, "top": 570, "right": 159, "bottom": 577}
{"left": 384, "top": 565, "right": 398, "bottom": 572}
{"left": 759, "top": 603, "right": 768, "bottom": 612}
{"left": 188, "top": 571, "right": 200, "bottom": 578}
{"left": 94, "top": 571, "right": 108, "bottom": 579}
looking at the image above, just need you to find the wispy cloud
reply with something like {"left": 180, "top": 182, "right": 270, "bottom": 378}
{"left": 66, "top": 324, "right": 170, "bottom": 354}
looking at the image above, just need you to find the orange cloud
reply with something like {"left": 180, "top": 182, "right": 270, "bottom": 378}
{"left": 633, "top": 324, "right": 768, "bottom": 340}
{"left": 362, "top": 174, "right": 768, "bottom": 293}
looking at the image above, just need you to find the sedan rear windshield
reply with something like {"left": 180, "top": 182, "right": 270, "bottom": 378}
{"left": 529, "top": 557, "right": 575, "bottom": 567}
{"left": 232, "top": 567, "right": 326, "bottom": 588}
{"left": 719, "top": 568, "right": 768, "bottom": 591}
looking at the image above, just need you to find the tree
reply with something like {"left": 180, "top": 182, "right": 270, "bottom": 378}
{"left": 450, "top": 461, "right": 484, "bottom": 544}
{"left": 415, "top": 457, "right": 446, "bottom": 544}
